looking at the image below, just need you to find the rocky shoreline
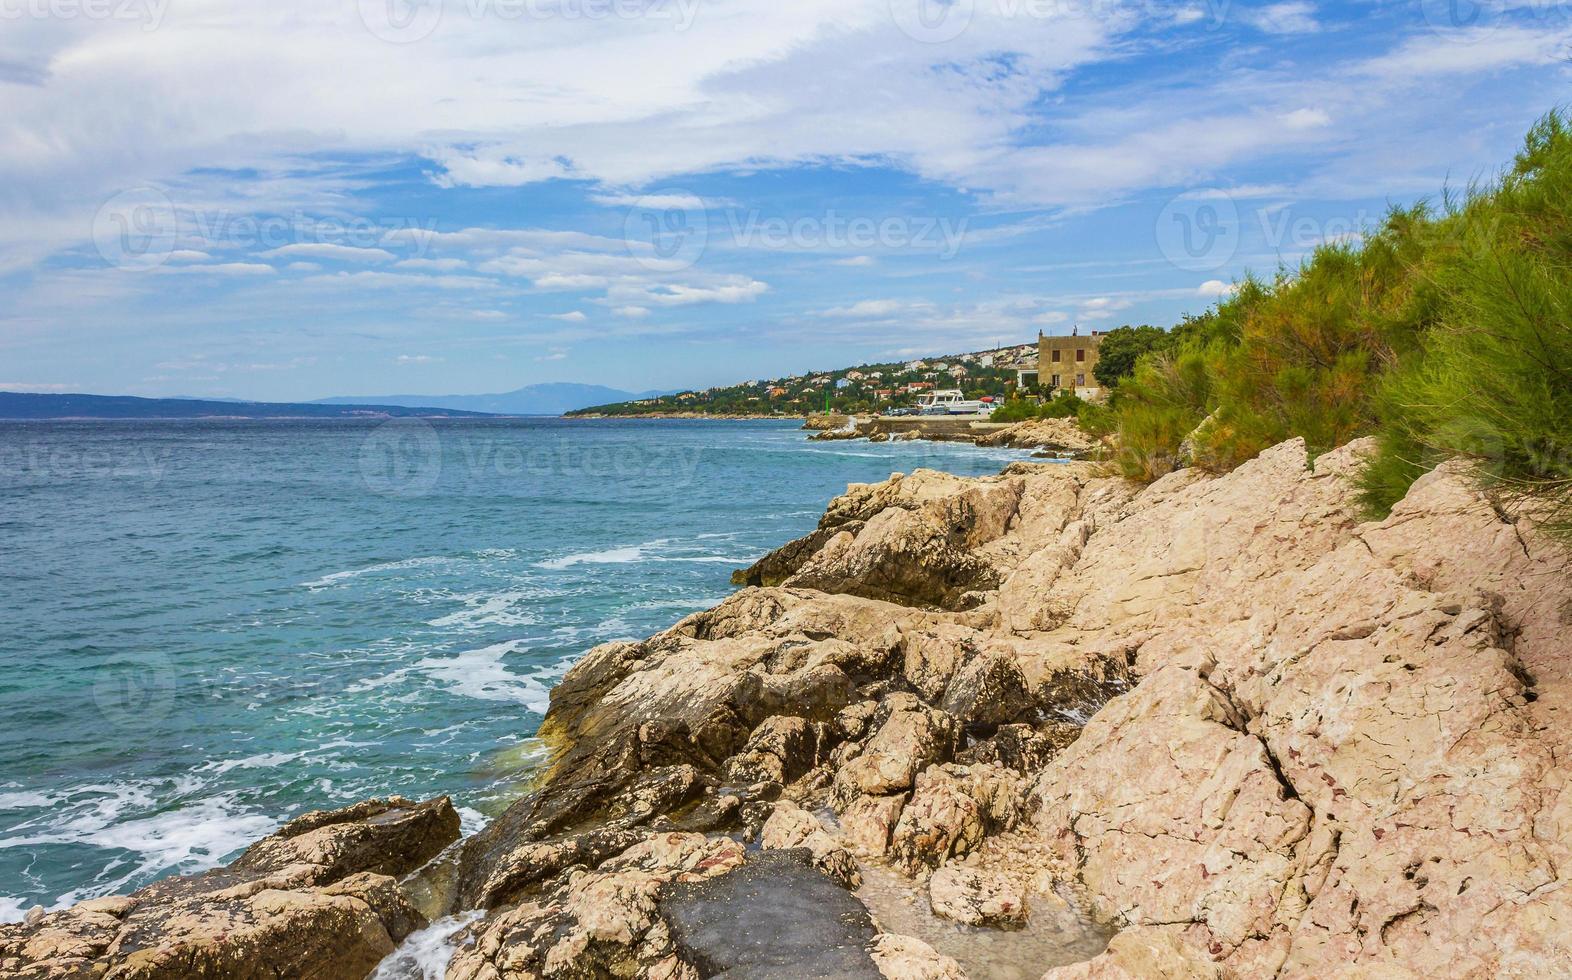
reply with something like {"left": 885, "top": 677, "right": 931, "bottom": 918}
{"left": 807, "top": 415, "right": 1097, "bottom": 456}
{"left": 7, "top": 437, "right": 1571, "bottom": 978}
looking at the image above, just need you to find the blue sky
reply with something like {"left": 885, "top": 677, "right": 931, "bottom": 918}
{"left": 0, "top": 0, "right": 1568, "bottom": 399}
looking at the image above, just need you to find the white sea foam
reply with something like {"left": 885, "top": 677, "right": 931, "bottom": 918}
{"left": 536, "top": 544, "right": 651, "bottom": 569}
{"left": 457, "top": 807, "right": 490, "bottom": 835}
{"left": 0, "top": 787, "right": 279, "bottom": 909}
{"left": 301, "top": 555, "right": 455, "bottom": 589}
{"left": 413, "top": 641, "right": 552, "bottom": 712}
{"left": 372, "top": 911, "right": 484, "bottom": 980}
{"left": 197, "top": 751, "right": 310, "bottom": 776}
{"left": 427, "top": 589, "right": 543, "bottom": 630}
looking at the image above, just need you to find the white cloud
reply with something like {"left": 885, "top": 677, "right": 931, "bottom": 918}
{"left": 1281, "top": 107, "right": 1332, "bottom": 130}
{"left": 396, "top": 354, "right": 439, "bottom": 364}
{"left": 260, "top": 243, "right": 395, "bottom": 264}
{"left": 823, "top": 299, "right": 910, "bottom": 318}
{"left": 612, "top": 306, "right": 650, "bottom": 319}
{"left": 1197, "top": 279, "right": 1237, "bottom": 297}
{"left": 833, "top": 255, "right": 876, "bottom": 267}
{"left": 397, "top": 257, "right": 468, "bottom": 272}
{"left": 547, "top": 311, "right": 588, "bottom": 322}
{"left": 1241, "top": 2, "right": 1320, "bottom": 35}
{"left": 155, "top": 262, "right": 277, "bottom": 276}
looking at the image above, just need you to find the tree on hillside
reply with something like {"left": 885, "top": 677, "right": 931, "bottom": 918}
{"left": 1093, "top": 324, "right": 1173, "bottom": 388}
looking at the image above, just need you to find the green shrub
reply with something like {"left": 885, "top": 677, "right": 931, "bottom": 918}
{"left": 1110, "top": 109, "right": 1572, "bottom": 542}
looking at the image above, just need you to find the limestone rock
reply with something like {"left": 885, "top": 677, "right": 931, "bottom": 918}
{"left": 928, "top": 865, "right": 1028, "bottom": 927}
{"left": 839, "top": 794, "right": 908, "bottom": 857}
{"left": 1041, "top": 925, "right": 1223, "bottom": 979}
{"left": 759, "top": 801, "right": 862, "bottom": 888}
{"left": 835, "top": 706, "right": 958, "bottom": 800}
{"left": 868, "top": 933, "right": 967, "bottom": 980}
{"left": 939, "top": 651, "right": 1035, "bottom": 732}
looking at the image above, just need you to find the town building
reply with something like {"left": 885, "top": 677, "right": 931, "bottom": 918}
{"left": 1016, "top": 328, "right": 1105, "bottom": 399}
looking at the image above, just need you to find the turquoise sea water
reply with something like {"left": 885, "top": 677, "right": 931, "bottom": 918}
{"left": 0, "top": 418, "right": 1035, "bottom": 919}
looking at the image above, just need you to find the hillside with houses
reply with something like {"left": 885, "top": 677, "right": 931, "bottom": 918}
{"left": 565, "top": 343, "right": 1041, "bottom": 417}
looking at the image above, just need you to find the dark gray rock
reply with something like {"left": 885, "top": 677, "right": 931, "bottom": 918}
{"left": 660, "top": 849, "right": 883, "bottom": 979}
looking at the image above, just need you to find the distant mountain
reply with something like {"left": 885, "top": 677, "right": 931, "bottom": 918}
{"left": 0, "top": 392, "right": 496, "bottom": 420}
{"left": 315, "top": 382, "right": 670, "bottom": 416}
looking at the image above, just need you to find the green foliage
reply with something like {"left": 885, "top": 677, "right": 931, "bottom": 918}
{"left": 1092, "top": 324, "right": 1174, "bottom": 388}
{"left": 1108, "top": 108, "right": 1572, "bottom": 543}
{"left": 1357, "top": 111, "right": 1572, "bottom": 537}
{"left": 990, "top": 392, "right": 1085, "bottom": 423}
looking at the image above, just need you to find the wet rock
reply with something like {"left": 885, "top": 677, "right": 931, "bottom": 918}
{"left": 661, "top": 849, "right": 883, "bottom": 979}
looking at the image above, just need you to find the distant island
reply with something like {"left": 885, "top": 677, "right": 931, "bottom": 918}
{"left": 0, "top": 392, "right": 497, "bottom": 421}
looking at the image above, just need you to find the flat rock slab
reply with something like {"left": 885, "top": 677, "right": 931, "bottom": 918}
{"left": 661, "top": 848, "right": 883, "bottom": 979}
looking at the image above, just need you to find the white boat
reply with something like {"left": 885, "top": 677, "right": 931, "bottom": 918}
{"left": 915, "top": 389, "right": 990, "bottom": 415}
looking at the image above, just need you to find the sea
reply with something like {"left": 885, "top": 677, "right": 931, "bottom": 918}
{"left": 0, "top": 417, "right": 1038, "bottom": 921}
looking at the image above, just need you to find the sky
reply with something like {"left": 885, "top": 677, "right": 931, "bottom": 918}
{"left": 0, "top": 0, "right": 1568, "bottom": 400}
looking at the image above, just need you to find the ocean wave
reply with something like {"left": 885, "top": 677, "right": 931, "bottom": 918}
{"left": 372, "top": 911, "right": 484, "bottom": 980}
{"left": 426, "top": 589, "right": 545, "bottom": 630}
{"left": 535, "top": 543, "right": 657, "bottom": 569}
{"left": 0, "top": 785, "right": 278, "bottom": 914}
{"left": 412, "top": 641, "right": 552, "bottom": 712}
{"left": 301, "top": 555, "right": 457, "bottom": 589}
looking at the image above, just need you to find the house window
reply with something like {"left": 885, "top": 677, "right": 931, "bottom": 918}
{"left": 1076, "top": 349, "right": 1086, "bottom": 362}
{"left": 1051, "top": 349, "right": 1061, "bottom": 363}
{"left": 1076, "top": 373, "right": 1085, "bottom": 386}
{"left": 1051, "top": 374, "right": 1061, "bottom": 388}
